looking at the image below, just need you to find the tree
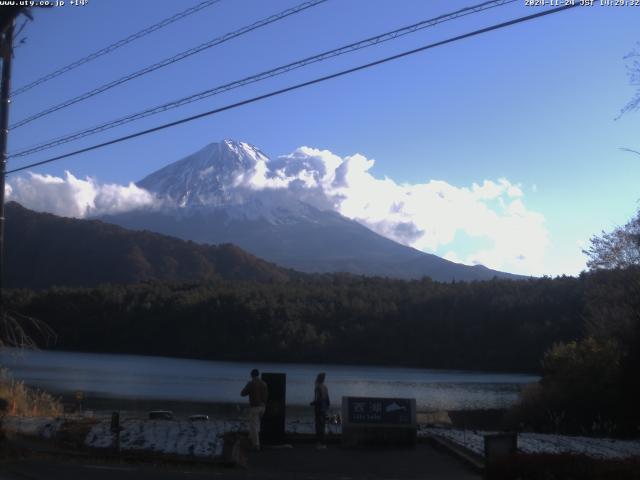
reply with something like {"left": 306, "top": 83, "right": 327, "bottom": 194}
{"left": 511, "top": 208, "right": 640, "bottom": 435}
{"left": 620, "top": 42, "right": 640, "bottom": 118}
{"left": 583, "top": 208, "right": 640, "bottom": 270}
{"left": 0, "top": 310, "right": 55, "bottom": 349}
{"left": 583, "top": 211, "right": 640, "bottom": 434}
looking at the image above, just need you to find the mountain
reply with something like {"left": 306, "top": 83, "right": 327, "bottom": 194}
{"left": 3, "top": 202, "right": 295, "bottom": 289}
{"left": 104, "top": 140, "right": 524, "bottom": 282}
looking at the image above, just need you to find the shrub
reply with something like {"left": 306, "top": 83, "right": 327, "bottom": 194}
{"left": 0, "top": 368, "right": 62, "bottom": 417}
{"left": 507, "top": 338, "right": 626, "bottom": 435}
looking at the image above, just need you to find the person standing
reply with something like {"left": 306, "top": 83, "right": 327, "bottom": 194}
{"left": 311, "top": 372, "right": 330, "bottom": 449}
{"left": 241, "top": 368, "right": 268, "bottom": 451}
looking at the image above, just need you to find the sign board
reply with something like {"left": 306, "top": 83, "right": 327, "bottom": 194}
{"left": 342, "top": 396, "right": 417, "bottom": 447}
{"left": 345, "top": 397, "right": 414, "bottom": 425}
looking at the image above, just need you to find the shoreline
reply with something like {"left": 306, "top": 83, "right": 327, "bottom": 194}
{"left": 56, "top": 393, "right": 509, "bottom": 430}
{"left": 1, "top": 346, "right": 542, "bottom": 377}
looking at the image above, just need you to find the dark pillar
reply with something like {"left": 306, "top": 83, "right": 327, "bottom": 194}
{"left": 260, "top": 372, "right": 286, "bottom": 445}
{"left": 0, "top": 19, "right": 14, "bottom": 309}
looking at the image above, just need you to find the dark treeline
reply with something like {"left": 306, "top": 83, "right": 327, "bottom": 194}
{"left": 3, "top": 273, "right": 588, "bottom": 373}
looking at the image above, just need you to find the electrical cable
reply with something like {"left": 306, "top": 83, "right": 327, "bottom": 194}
{"left": 10, "top": 0, "right": 515, "bottom": 158}
{"left": 10, "top": 0, "right": 328, "bottom": 130}
{"left": 11, "top": 0, "right": 224, "bottom": 97}
{"left": 7, "top": 4, "right": 578, "bottom": 175}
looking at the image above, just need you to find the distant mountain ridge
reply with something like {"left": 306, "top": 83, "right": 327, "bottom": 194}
{"left": 104, "top": 139, "right": 525, "bottom": 282}
{"left": 4, "top": 202, "right": 295, "bottom": 288}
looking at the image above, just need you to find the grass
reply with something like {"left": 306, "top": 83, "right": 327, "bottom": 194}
{"left": 0, "top": 367, "right": 62, "bottom": 417}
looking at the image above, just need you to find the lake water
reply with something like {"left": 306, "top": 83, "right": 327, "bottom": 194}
{"left": 0, "top": 349, "right": 538, "bottom": 411}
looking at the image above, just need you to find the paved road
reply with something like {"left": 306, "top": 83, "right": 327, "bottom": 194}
{"left": 1, "top": 444, "right": 480, "bottom": 479}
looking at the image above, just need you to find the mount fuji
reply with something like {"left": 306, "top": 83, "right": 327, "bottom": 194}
{"left": 102, "top": 140, "right": 523, "bottom": 281}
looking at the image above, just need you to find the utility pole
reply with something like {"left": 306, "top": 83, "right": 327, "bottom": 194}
{"left": 0, "top": 15, "right": 16, "bottom": 313}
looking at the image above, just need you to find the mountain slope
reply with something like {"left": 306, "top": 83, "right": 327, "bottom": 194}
{"left": 4, "top": 202, "right": 295, "bottom": 288}
{"left": 104, "top": 206, "right": 513, "bottom": 281}
{"left": 105, "top": 140, "right": 525, "bottom": 281}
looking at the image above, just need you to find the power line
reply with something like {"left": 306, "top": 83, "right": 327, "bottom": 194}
{"left": 11, "top": 0, "right": 516, "bottom": 159}
{"left": 13, "top": 17, "right": 29, "bottom": 42}
{"left": 11, "top": 0, "right": 223, "bottom": 97}
{"left": 10, "top": 0, "right": 328, "bottom": 130}
{"left": 6, "top": 4, "right": 577, "bottom": 176}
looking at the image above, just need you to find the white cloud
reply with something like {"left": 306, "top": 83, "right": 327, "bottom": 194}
{"left": 471, "top": 178, "right": 522, "bottom": 200}
{"left": 244, "top": 147, "right": 550, "bottom": 276}
{"left": 6, "top": 171, "right": 159, "bottom": 218}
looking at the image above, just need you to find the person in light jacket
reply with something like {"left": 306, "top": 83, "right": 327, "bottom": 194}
{"left": 240, "top": 368, "right": 268, "bottom": 450}
{"left": 310, "top": 372, "right": 330, "bottom": 449}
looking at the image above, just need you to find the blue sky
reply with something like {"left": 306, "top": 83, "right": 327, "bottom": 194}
{"left": 5, "top": 0, "right": 640, "bottom": 276}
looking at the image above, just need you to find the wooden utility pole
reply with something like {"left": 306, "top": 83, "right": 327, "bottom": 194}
{"left": 0, "top": 17, "right": 14, "bottom": 311}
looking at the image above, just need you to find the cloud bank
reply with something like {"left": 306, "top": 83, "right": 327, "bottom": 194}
{"left": 6, "top": 171, "right": 158, "bottom": 218}
{"left": 244, "top": 147, "right": 549, "bottom": 276}
{"left": 5, "top": 146, "right": 550, "bottom": 275}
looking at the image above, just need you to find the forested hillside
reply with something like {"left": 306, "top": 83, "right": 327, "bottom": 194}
{"left": 4, "top": 202, "right": 296, "bottom": 287}
{"left": 4, "top": 273, "right": 588, "bottom": 373}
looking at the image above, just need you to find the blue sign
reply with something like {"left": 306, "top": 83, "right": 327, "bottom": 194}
{"left": 346, "top": 397, "right": 412, "bottom": 425}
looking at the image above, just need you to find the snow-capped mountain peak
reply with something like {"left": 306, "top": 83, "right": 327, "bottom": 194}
{"left": 107, "top": 140, "right": 524, "bottom": 281}
{"left": 138, "top": 140, "right": 270, "bottom": 208}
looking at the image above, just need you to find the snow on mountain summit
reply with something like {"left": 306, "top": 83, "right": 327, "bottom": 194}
{"left": 136, "top": 140, "right": 324, "bottom": 225}
{"left": 137, "top": 140, "right": 270, "bottom": 208}
{"left": 107, "top": 140, "right": 526, "bottom": 281}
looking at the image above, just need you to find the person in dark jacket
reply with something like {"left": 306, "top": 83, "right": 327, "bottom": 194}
{"left": 241, "top": 368, "right": 268, "bottom": 450}
{"left": 310, "top": 372, "right": 330, "bottom": 449}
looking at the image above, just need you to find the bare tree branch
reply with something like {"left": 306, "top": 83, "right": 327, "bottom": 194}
{"left": 619, "top": 147, "right": 640, "bottom": 157}
{"left": 618, "top": 42, "right": 640, "bottom": 118}
{"left": 0, "top": 310, "right": 56, "bottom": 350}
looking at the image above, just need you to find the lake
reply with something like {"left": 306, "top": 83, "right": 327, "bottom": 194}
{"left": 0, "top": 349, "right": 538, "bottom": 411}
